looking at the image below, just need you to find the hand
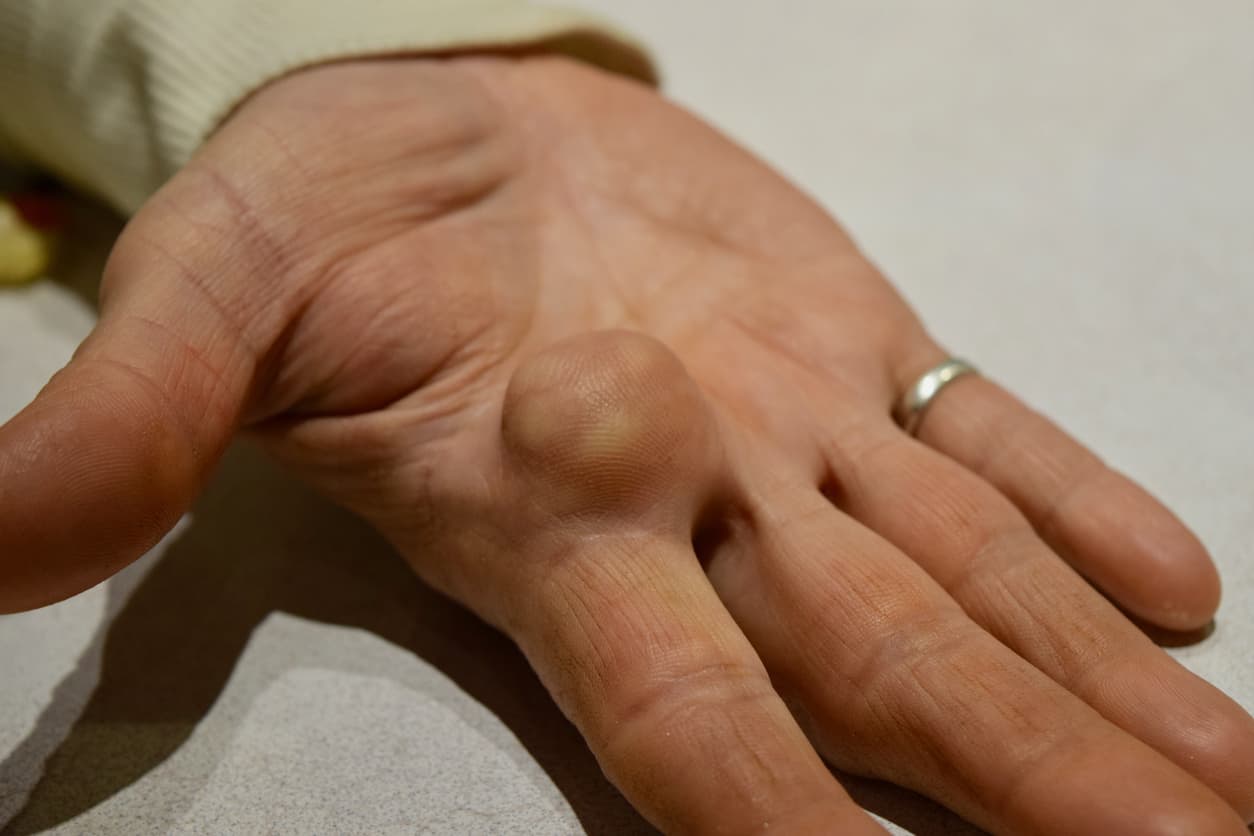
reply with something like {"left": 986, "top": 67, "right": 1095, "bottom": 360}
{"left": 2, "top": 55, "right": 1251, "bottom": 834}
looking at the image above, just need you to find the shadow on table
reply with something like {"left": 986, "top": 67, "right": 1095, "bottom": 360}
{"left": 0, "top": 440, "right": 981, "bottom": 836}
{"left": 0, "top": 442, "right": 661, "bottom": 835}
{"left": 1, "top": 194, "right": 982, "bottom": 836}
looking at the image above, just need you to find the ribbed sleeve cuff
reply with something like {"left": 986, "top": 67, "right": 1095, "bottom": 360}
{"left": 0, "top": 0, "right": 656, "bottom": 213}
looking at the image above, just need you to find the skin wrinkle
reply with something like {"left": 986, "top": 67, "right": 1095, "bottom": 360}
{"left": 624, "top": 218, "right": 748, "bottom": 333}
{"left": 850, "top": 630, "right": 958, "bottom": 792}
{"left": 850, "top": 456, "right": 1056, "bottom": 602}
{"left": 1004, "top": 553, "right": 1124, "bottom": 687}
{"left": 276, "top": 270, "right": 468, "bottom": 417}
{"left": 603, "top": 658, "right": 778, "bottom": 759}
{"left": 985, "top": 713, "right": 1093, "bottom": 827}
{"left": 250, "top": 68, "right": 512, "bottom": 218}
{"left": 560, "top": 561, "right": 619, "bottom": 697}
{"left": 821, "top": 430, "right": 911, "bottom": 508}
{"left": 554, "top": 167, "right": 650, "bottom": 332}
{"left": 1030, "top": 460, "right": 1115, "bottom": 551}
{"left": 939, "top": 525, "right": 1057, "bottom": 613}
{"left": 82, "top": 354, "right": 212, "bottom": 462}
{"left": 256, "top": 236, "right": 440, "bottom": 413}
{"left": 116, "top": 312, "right": 245, "bottom": 425}
{"left": 949, "top": 543, "right": 1091, "bottom": 680}
{"left": 1068, "top": 646, "right": 1159, "bottom": 715}
{"left": 529, "top": 536, "right": 747, "bottom": 734}
{"left": 239, "top": 113, "right": 319, "bottom": 181}
{"left": 499, "top": 65, "right": 652, "bottom": 334}
{"left": 364, "top": 148, "right": 515, "bottom": 231}
{"left": 509, "top": 60, "right": 798, "bottom": 352}
{"left": 838, "top": 616, "right": 978, "bottom": 727}
{"left": 785, "top": 533, "right": 936, "bottom": 657}
{"left": 177, "top": 164, "right": 300, "bottom": 301}
{"left": 849, "top": 439, "right": 995, "bottom": 534}
{"left": 962, "top": 398, "right": 1098, "bottom": 517}
{"left": 611, "top": 162, "right": 765, "bottom": 266}
{"left": 724, "top": 295, "right": 873, "bottom": 405}
{"left": 876, "top": 635, "right": 1071, "bottom": 826}
{"left": 378, "top": 341, "right": 517, "bottom": 429}
{"left": 111, "top": 225, "right": 268, "bottom": 362}
{"left": 261, "top": 220, "right": 523, "bottom": 422}
{"left": 750, "top": 503, "right": 949, "bottom": 699}
{"left": 206, "top": 85, "right": 518, "bottom": 421}
{"left": 985, "top": 415, "right": 1103, "bottom": 520}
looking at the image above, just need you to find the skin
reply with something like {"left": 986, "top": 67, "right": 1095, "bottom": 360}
{"left": 1, "top": 54, "right": 1252, "bottom": 834}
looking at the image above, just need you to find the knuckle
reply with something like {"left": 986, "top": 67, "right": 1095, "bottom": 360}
{"left": 857, "top": 613, "right": 986, "bottom": 711}
{"left": 850, "top": 617, "right": 1066, "bottom": 770}
{"left": 942, "top": 522, "right": 1047, "bottom": 601}
{"left": 501, "top": 330, "right": 718, "bottom": 518}
{"left": 1029, "top": 452, "right": 1107, "bottom": 543}
{"left": 601, "top": 652, "right": 775, "bottom": 759}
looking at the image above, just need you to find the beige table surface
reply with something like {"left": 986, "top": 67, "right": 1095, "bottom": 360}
{"left": 2, "top": 1, "right": 1252, "bottom": 833}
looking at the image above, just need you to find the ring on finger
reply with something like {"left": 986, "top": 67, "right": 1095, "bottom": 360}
{"left": 893, "top": 357, "right": 978, "bottom": 436}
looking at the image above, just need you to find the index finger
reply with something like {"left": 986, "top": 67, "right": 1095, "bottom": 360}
{"left": 513, "top": 530, "right": 886, "bottom": 835}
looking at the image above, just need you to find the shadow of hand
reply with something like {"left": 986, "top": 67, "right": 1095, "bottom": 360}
{"left": 2, "top": 443, "right": 654, "bottom": 835}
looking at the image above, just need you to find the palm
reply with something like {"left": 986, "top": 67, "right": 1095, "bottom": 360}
{"left": 6, "top": 55, "right": 1252, "bottom": 834}
{"left": 213, "top": 58, "right": 916, "bottom": 540}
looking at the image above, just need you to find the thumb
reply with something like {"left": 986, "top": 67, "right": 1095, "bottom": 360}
{"left": 0, "top": 211, "right": 263, "bottom": 612}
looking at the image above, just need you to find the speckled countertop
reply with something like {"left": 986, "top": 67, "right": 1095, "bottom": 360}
{"left": 2, "top": 2, "right": 1252, "bottom": 834}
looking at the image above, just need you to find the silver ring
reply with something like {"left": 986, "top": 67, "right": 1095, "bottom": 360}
{"left": 893, "top": 358, "right": 978, "bottom": 436}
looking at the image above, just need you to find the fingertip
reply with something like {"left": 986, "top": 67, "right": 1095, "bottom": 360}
{"left": 0, "top": 361, "right": 206, "bottom": 611}
{"left": 1065, "top": 472, "right": 1222, "bottom": 632}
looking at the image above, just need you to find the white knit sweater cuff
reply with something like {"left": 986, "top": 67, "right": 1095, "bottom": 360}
{"left": 0, "top": 0, "right": 655, "bottom": 213}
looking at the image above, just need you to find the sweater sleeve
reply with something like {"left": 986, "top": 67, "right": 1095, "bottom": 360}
{"left": 0, "top": 0, "right": 655, "bottom": 214}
